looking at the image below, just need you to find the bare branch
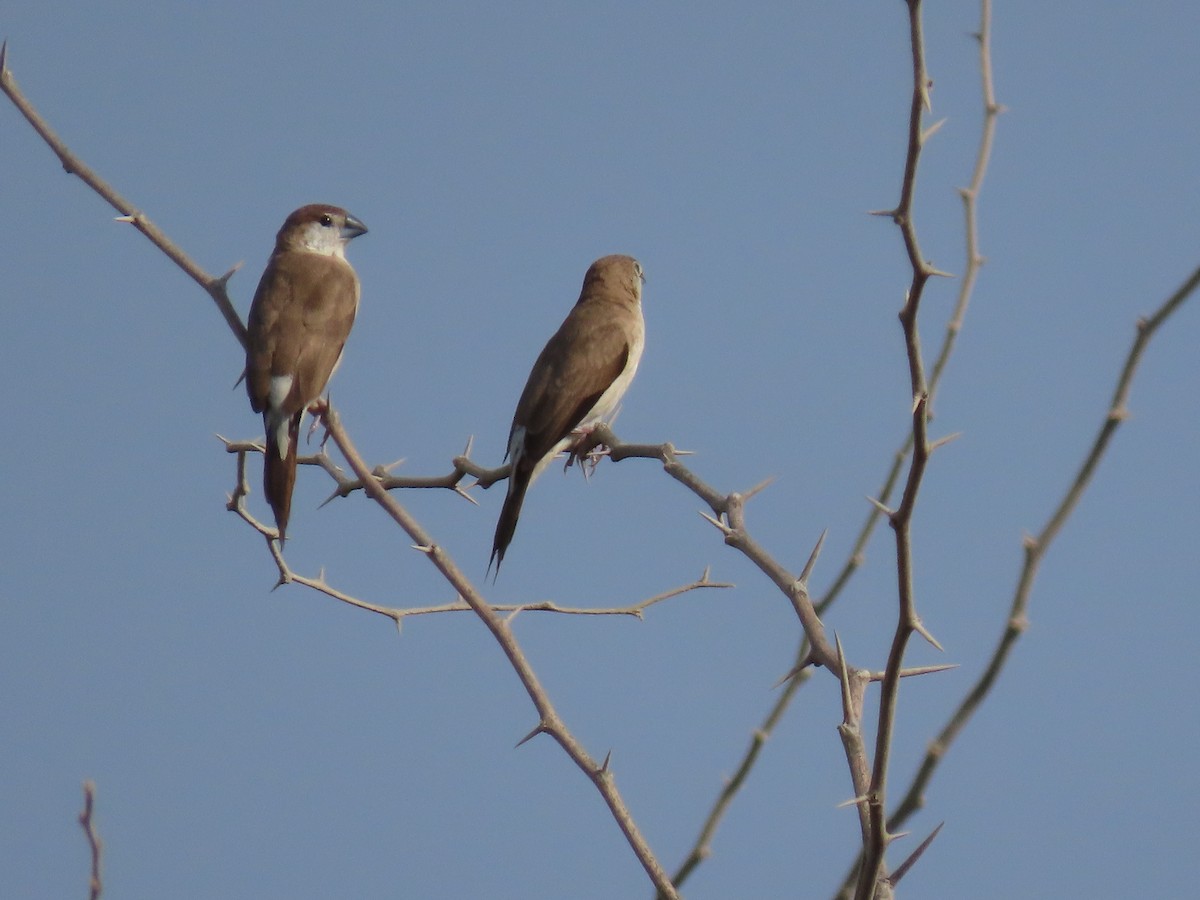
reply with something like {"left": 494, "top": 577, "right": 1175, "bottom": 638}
{"left": 0, "top": 44, "right": 249, "bottom": 350}
{"left": 879, "top": 259, "right": 1200, "bottom": 845}
{"left": 834, "top": 634, "right": 873, "bottom": 851}
{"left": 78, "top": 780, "right": 102, "bottom": 900}
{"left": 223, "top": 437, "right": 730, "bottom": 623}
{"left": 314, "top": 402, "right": 679, "bottom": 898}
{"left": 854, "top": 0, "right": 945, "bottom": 892}
{"left": 663, "top": 640, "right": 812, "bottom": 897}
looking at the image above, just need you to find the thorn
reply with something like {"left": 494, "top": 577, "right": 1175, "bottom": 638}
{"left": 0, "top": 40, "right": 8, "bottom": 74}
{"left": 869, "top": 207, "right": 898, "bottom": 218}
{"left": 772, "top": 658, "right": 812, "bottom": 689}
{"left": 835, "top": 633, "right": 853, "bottom": 714}
{"left": 836, "top": 792, "right": 870, "bottom": 810}
{"left": 515, "top": 724, "right": 545, "bottom": 748}
{"left": 896, "top": 663, "right": 958, "bottom": 679}
{"left": 798, "top": 529, "right": 828, "bottom": 584}
{"left": 927, "top": 265, "right": 955, "bottom": 279}
{"left": 868, "top": 664, "right": 958, "bottom": 683}
{"left": 462, "top": 435, "right": 475, "bottom": 457}
{"left": 453, "top": 485, "right": 480, "bottom": 506}
{"left": 214, "top": 261, "right": 243, "bottom": 287}
{"left": 928, "top": 431, "right": 963, "bottom": 453}
{"left": 920, "top": 117, "right": 948, "bottom": 143}
{"left": 911, "top": 392, "right": 928, "bottom": 415}
{"left": 912, "top": 617, "right": 944, "bottom": 652}
{"left": 866, "top": 495, "right": 895, "bottom": 517}
{"left": 697, "top": 510, "right": 731, "bottom": 534}
{"left": 699, "top": 565, "right": 712, "bottom": 584}
{"left": 600, "top": 749, "right": 612, "bottom": 773}
{"left": 394, "top": 617, "right": 404, "bottom": 638}
{"left": 886, "top": 822, "right": 945, "bottom": 887}
{"left": 744, "top": 476, "right": 775, "bottom": 500}
{"left": 505, "top": 607, "right": 523, "bottom": 625}
{"left": 113, "top": 214, "right": 137, "bottom": 224}
{"left": 411, "top": 544, "right": 434, "bottom": 555}
{"left": 380, "top": 457, "right": 407, "bottom": 474}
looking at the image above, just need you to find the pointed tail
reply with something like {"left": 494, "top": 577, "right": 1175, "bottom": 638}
{"left": 489, "top": 464, "right": 532, "bottom": 577}
{"left": 263, "top": 411, "right": 301, "bottom": 544}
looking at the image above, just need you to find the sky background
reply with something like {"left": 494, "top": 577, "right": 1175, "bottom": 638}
{"left": 3, "top": 3, "right": 1198, "bottom": 898}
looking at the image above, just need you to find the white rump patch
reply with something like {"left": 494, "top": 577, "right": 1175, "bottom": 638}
{"left": 268, "top": 374, "right": 293, "bottom": 411}
{"left": 266, "top": 375, "right": 295, "bottom": 458}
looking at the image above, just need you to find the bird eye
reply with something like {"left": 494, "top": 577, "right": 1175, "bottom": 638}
{"left": 319, "top": 214, "right": 334, "bottom": 227}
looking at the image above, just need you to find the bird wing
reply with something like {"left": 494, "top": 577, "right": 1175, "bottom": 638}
{"left": 508, "top": 302, "right": 633, "bottom": 464}
{"left": 246, "top": 252, "right": 359, "bottom": 416}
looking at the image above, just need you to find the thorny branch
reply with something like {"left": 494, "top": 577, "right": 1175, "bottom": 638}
{"left": 833, "top": 261, "right": 1200, "bottom": 895}
{"left": 2, "top": 35, "right": 932, "bottom": 896}
{"left": 853, "top": 1, "right": 942, "bottom": 894}
{"left": 668, "top": 0, "right": 1006, "bottom": 890}
{"left": 224, "top": 438, "right": 731, "bottom": 620}
{"left": 313, "top": 403, "right": 682, "bottom": 898}
{"left": 0, "top": 42, "right": 248, "bottom": 349}
{"left": 1, "top": 45, "right": 682, "bottom": 898}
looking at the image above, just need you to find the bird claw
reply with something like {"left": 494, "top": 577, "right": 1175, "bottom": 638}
{"left": 564, "top": 424, "right": 609, "bottom": 478}
{"left": 304, "top": 403, "right": 333, "bottom": 449}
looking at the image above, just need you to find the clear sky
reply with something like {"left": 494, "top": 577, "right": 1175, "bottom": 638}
{"left": 3, "top": 3, "right": 1198, "bottom": 898}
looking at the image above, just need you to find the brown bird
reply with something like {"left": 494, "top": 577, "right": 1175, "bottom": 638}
{"left": 245, "top": 204, "right": 367, "bottom": 543}
{"left": 490, "top": 254, "right": 646, "bottom": 573}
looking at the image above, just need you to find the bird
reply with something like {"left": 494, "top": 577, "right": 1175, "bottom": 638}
{"left": 244, "top": 204, "right": 367, "bottom": 543}
{"left": 490, "top": 254, "right": 646, "bottom": 574}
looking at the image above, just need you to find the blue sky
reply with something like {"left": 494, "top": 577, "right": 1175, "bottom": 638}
{"left": 3, "top": 3, "right": 1198, "bottom": 898}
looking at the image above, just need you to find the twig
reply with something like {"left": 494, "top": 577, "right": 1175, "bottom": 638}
{"left": 223, "top": 436, "right": 731, "bottom": 620}
{"left": 315, "top": 402, "right": 681, "bottom": 899}
{"left": 78, "top": 780, "right": 102, "bottom": 900}
{"left": 836, "top": 4, "right": 1200, "bottom": 894}
{"left": 669, "top": 2, "right": 1007, "bottom": 887}
{"left": 879, "top": 260, "right": 1200, "bottom": 846}
{"left": 855, "top": 3, "right": 938, "bottom": 895}
{"left": 584, "top": 425, "right": 840, "bottom": 670}
{"left": 0, "top": 42, "right": 249, "bottom": 349}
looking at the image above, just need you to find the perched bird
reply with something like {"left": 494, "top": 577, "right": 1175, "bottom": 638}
{"left": 245, "top": 204, "right": 367, "bottom": 543}
{"left": 490, "top": 254, "right": 646, "bottom": 573}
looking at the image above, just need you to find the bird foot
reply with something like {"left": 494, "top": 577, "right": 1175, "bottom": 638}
{"left": 306, "top": 398, "right": 333, "bottom": 447}
{"left": 564, "top": 424, "right": 610, "bottom": 478}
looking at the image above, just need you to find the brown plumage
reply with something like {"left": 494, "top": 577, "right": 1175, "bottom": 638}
{"left": 490, "top": 254, "right": 646, "bottom": 574}
{"left": 245, "top": 204, "right": 367, "bottom": 542}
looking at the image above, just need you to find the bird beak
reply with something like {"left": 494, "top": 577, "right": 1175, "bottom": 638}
{"left": 342, "top": 215, "right": 368, "bottom": 240}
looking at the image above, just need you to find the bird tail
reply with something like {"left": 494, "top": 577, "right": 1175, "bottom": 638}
{"left": 488, "top": 465, "right": 531, "bottom": 578}
{"left": 263, "top": 411, "right": 302, "bottom": 544}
